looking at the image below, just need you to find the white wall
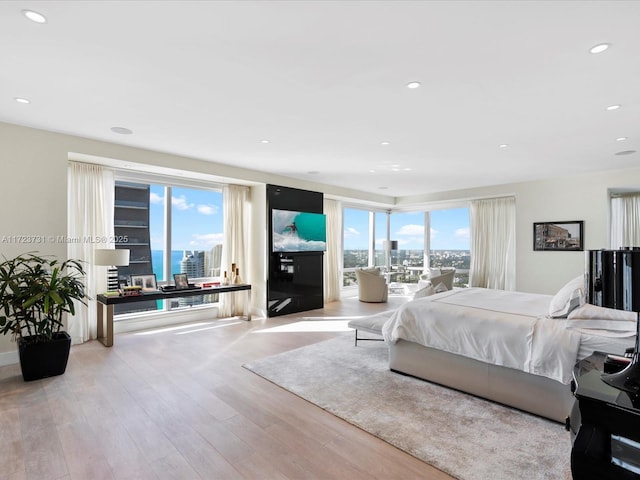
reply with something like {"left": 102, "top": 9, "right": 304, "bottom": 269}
{"left": 2, "top": 119, "right": 639, "bottom": 360}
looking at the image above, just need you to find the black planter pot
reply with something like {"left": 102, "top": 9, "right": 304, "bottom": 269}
{"left": 18, "top": 331, "right": 72, "bottom": 382}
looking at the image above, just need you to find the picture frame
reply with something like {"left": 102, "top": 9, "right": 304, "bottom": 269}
{"left": 533, "top": 221, "right": 584, "bottom": 251}
{"left": 173, "top": 273, "right": 189, "bottom": 289}
{"left": 130, "top": 273, "right": 158, "bottom": 292}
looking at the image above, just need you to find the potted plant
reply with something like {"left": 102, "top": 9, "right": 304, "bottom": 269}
{"left": 0, "top": 252, "right": 87, "bottom": 381}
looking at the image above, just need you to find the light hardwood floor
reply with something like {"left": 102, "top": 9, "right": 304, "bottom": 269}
{"left": 0, "top": 296, "right": 454, "bottom": 480}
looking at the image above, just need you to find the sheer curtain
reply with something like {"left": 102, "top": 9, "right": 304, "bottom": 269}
{"left": 219, "top": 184, "right": 250, "bottom": 317}
{"left": 611, "top": 193, "right": 640, "bottom": 249}
{"left": 323, "top": 198, "right": 342, "bottom": 303}
{"left": 469, "top": 196, "right": 516, "bottom": 290}
{"left": 67, "top": 162, "right": 115, "bottom": 344}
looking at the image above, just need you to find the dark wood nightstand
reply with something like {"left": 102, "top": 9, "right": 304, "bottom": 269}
{"left": 570, "top": 352, "right": 640, "bottom": 479}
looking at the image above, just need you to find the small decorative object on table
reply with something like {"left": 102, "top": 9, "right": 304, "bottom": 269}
{"left": 173, "top": 273, "right": 189, "bottom": 289}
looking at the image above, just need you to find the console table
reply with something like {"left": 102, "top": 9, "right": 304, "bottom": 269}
{"left": 96, "top": 284, "right": 252, "bottom": 347}
{"left": 570, "top": 352, "right": 640, "bottom": 479}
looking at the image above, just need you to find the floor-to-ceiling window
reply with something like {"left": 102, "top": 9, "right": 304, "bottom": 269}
{"left": 342, "top": 204, "right": 470, "bottom": 291}
{"left": 390, "top": 210, "right": 425, "bottom": 285}
{"left": 429, "top": 207, "right": 470, "bottom": 287}
{"left": 115, "top": 179, "right": 223, "bottom": 315}
{"left": 343, "top": 207, "right": 372, "bottom": 286}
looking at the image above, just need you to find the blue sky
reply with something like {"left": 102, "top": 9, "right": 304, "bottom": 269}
{"left": 344, "top": 207, "right": 470, "bottom": 250}
{"left": 149, "top": 185, "right": 223, "bottom": 251}
{"left": 147, "top": 186, "right": 469, "bottom": 252}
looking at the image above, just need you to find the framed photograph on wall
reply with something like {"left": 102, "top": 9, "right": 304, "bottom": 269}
{"left": 130, "top": 273, "right": 158, "bottom": 291}
{"left": 533, "top": 221, "right": 584, "bottom": 251}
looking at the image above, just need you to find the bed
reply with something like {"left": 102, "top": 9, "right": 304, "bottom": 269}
{"left": 380, "top": 279, "right": 636, "bottom": 423}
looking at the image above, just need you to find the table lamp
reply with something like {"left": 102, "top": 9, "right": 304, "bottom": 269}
{"left": 94, "top": 248, "right": 130, "bottom": 291}
{"left": 586, "top": 248, "right": 640, "bottom": 394}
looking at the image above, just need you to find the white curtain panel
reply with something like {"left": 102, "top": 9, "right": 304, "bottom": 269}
{"left": 469, "top": 196, "right": 516, "bottom": 290}
{"left": 219, "top": 184, "right": 250, "bottom": 317}
{"left": 611, "top": 194, "right": 640, "bottom": 249}
{"left": 67, "top": 162, "right": 115, "bottom": 344}
{"left": 323, "top": 198, "right": 342, "bottom": 303}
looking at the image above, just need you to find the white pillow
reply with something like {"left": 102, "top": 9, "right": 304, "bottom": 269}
{"left": 433, "top": 282, "right": 448, "bottom": 294}
{"left": 429, "top": 268, "right": 442, "bottom": 278}
{"left": 548, "top": 275, "right": 585, "bottom": 318}
{"left": 568, "top": 303, "right": 637, "bottom": 322}
{"left": 413, "top": 285, "right": 435, "bottom": 300}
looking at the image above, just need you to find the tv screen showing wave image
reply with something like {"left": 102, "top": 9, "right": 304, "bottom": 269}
{"left": 272, "top": 209, "right": 326, "bottom": 253}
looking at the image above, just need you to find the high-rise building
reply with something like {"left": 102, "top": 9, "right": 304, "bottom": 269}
{"left": 180, "top": 250, "right": 205, "bottom": 277}
{"left": 179, "top": 250, "right": 205, "bottom": 306}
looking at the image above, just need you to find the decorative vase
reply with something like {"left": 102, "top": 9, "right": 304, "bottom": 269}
{"left": 234, "top": 268, "right": 241, "bottom": 284}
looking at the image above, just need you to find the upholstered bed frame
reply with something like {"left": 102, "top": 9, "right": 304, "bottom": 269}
{"left": 389, "top": 339, "right": 575, "bottom": 423}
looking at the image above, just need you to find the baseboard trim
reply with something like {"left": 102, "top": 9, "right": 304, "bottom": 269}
{"left": 0, "top": 348, "right": 19, "bottom": 367}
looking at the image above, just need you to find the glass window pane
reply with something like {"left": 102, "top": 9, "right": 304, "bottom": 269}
{"left": 390, "top": 211, "right": 424, "bottom": 284}
{"left": 115, "top": 181, "right": 223, "bottom": 316}
{"left": 374, "top": 212, "right": 387, "bottom": 267}
{"left": 169, "top": 187, "right": 223, "bottom": 309}
{"left": 429, "top": 207, "right": 470, "bottom": 287}
{"left": 343, "top": 208, "right": 370, "bottom": 286}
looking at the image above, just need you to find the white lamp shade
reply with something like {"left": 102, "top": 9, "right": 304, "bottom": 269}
{"left": 94, "top": 248, "right": 130, "bottom": 266}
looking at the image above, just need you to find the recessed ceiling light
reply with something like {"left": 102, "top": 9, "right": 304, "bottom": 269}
{"left": 589, "top": 43, "right": 610, "bottom": 54}
{"left": 499, "top": 144, "right": 509, "bottom": 148}
{"left": 404, "top": 168, "right": 412, "bottom": 171}
{"left": 378, "top": 186, "right": 388, "bottom": 190}
{"left": 380, "top": 141, "right": 390, "bottom": 146}
{"left": 14, "top": 97, "right": 31, "bottom": 104}
{"left": 616, "top": 137, "right": 628, "bottom": 142}
{"left": 406, "top": 81, "right": 421, "bottom": 89}
{"left": 307, "top": 171, "right": 319, "bottom": 175}
{"left": 369, "top": 169, "right": 376, "bottom": 173}
{"left": 260, "top": 139, "right": 270, "bottom": 144}
{"left": 110, "top": 126, "right": 133, "bottom": 135}
{"left": 615, "top": 150, "right": 636, "bottom": 156}
{"left": 606, "top": 104, "right": 621, "bottom": 111}
{"left": 22, "top": 9, "right": 47, "bottom": 24}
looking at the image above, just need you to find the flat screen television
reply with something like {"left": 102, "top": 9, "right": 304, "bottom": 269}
{"left": 272, "top": 209, "right": 326, "bottom": 253}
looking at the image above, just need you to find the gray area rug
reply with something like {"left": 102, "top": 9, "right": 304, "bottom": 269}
{"left": 244, "top": 334, "right": 572, "bottom": 480}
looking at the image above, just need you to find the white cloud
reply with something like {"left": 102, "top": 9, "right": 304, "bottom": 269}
{"left": 189, "top": 232, "right": 224, "bottom": 248}
{"left": 455, "top": 227, "right": 470, "bottom": 239}
{"left": 197, "top": 204, "right": 219, "bottom": 215}
{"left": 172, "top": 195, "right": 194, "bottom": 210}
{"left": 344, "top": 227, "right": 360, "bottom": 237}
{"left": 149, "top": 192, "right": 163, "bottom": 204}
{"left": 396, "top": 224, "right": 424, "bottom": 236}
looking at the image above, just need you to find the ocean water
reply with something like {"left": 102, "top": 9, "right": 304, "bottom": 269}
{"left": 151, "top": 250, "right": 186, "bottom": 280}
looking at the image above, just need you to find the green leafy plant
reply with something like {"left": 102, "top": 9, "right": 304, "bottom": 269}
{"left": 0, "top": 253, "right": 87, "bottom": 344}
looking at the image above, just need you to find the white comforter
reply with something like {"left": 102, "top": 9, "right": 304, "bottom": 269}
{"left": 381, "top": 288, "right": 582, "bottom": 384}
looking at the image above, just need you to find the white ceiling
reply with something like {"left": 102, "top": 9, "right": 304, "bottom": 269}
{"left": 2, "top": 0, "right": 639, "bottom": 198}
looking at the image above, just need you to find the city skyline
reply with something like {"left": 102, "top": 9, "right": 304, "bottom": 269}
{"left": 344, "top": 207, "right": 470, "bottom": 251}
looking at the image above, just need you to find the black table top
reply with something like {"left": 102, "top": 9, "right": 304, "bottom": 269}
{"left": 574, "top": 351, "right": 640, "bottom": 412}
{"left": 97, "top": 283, "right": 251, "bottom": 305}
